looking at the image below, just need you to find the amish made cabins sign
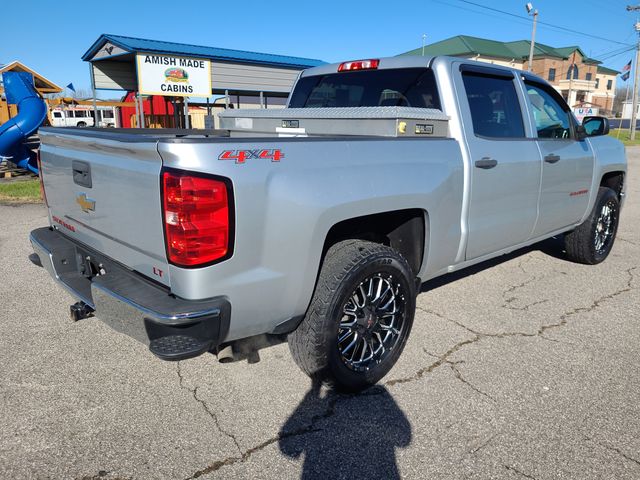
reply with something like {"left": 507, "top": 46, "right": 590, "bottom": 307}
{"left": 136, "top": 54, "right": 211, "bottom": 97}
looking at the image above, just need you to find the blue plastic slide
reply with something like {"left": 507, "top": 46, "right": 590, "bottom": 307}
{"left": 0, "top": 72, "right": 47, "bottom": 174}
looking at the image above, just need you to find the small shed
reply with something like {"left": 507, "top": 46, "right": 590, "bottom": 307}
{"left": 119, "top": 93, "right": 176, "bottom": 128}
{"left": 83, "top": 33, "right": 324, "bottom": 101}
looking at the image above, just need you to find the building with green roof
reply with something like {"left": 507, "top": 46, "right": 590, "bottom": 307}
{"left": 400, "top": 35, "right": 622, "bottom": 112}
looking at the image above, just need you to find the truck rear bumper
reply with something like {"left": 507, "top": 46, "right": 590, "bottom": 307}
{"left": 30, "top": 227, "right": 230, "bottom": 361}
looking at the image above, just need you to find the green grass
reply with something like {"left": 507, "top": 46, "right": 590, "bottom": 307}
{"left": 0, "top": 179, "right": 42, "bottom": 203}
{"left": 609, "top": 129, "right": 640, "bottom": 147}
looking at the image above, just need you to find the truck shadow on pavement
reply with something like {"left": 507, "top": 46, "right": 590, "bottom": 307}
{"left": 420, "top": 235, "right": 567, "bottom": 294}
{"left": 278, "top": 381, "right": 411, "bottom": 480}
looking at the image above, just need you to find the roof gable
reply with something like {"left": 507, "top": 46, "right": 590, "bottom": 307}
{"left": 83, "top": 34, "right": 325, "bottom": 69}
{"left": 0, "top": 61, "right": 62, "bottom": 93}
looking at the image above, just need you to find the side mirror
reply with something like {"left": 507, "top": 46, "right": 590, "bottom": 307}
{"left": 582, "top": 116, "right": 610, "bottom": 137}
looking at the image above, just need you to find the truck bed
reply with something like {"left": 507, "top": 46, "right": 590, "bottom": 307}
{"left": 38, "top": 125, "right": 464, "bottom": 341}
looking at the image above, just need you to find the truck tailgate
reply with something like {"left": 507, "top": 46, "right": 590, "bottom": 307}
{"left": 39, "top": 129, "right": 169, "bottom": 287}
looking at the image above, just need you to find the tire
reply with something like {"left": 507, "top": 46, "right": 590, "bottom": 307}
{"left": 77, "top": 122, "right": 87, "bottom": 127}
{"left": 564, "top": 186, "right": 620, "bottom": 265}
{"left": 289, "top": 239, "right": 416, "bottom": 392}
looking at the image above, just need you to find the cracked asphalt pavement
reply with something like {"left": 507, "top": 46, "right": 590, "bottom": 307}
{"left": 1, "top": 149, "right": 639, "bottom": 480}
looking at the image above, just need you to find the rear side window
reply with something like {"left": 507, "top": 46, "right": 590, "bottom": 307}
{"left": 289, "top": 68, "right": 441, "bottom": 109}
{"left": 462, "top": 72, "right": 525, "bottom": 138}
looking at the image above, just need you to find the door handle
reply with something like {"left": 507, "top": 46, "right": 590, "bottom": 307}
{"left": 544, "top": 154, "right": 561, "bottom": 164}
{"left": 475, "top": 157, "right": 498, "bottom": 169}
{"left": 72, "top": 160, "right": 92, "bottom": 188}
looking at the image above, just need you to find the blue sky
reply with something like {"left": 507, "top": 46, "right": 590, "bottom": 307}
{"left": 1, "top": 0, "right": 637, "bottom": 98}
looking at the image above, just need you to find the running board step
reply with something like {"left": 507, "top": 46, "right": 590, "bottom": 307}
{"left": 149, "top": 335, "right": 210, "bottom": 361}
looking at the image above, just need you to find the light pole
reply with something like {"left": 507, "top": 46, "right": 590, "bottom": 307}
{"left": 628, "top": 5, "right": 640, "bottom": 139}
{"left": 526, "top": 3, "right": 539, "bottom": 72}
{"left": 422, "top": 34, "right": 427, "bottom": 56}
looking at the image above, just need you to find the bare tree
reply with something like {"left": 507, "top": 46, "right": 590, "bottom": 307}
{"left": 44, "top": 88, "right": 93, "bottom": 100}
{"left": 613, "top": 85, "right": 630, "bottom": 116}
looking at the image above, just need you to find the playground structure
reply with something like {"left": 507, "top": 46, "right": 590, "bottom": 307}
{"left": 0, "top": 62, "right": 59, "bottom": 175}
{"left": 0, "top": 68, "right": 134, "bottom": 173}
{"left": 0, "top": 61, "right": 61, "bottom": 125}
{"left": 0, "top": 71, "right": 48, "bottom": 174}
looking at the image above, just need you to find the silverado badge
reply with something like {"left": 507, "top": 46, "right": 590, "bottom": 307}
{"left": 76, "top": 193, "right": 96, "bottom": 213}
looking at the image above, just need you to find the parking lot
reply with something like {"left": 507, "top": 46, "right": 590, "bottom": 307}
{"left": 0, "top": 149, "right": 638, "bottom": 480}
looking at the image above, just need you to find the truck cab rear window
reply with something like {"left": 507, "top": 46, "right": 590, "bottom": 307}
{"left": 289, "top": 68, "right": 441, "bottom": 110}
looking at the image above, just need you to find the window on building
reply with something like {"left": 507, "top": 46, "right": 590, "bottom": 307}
{"left": 595, "top": 78, "right": 600, "bottom": 89}
{"left": 586, "top": 73, "right": 592, "bottom": 81}
{"left": 566, "top": 65, "right": 579, "bottom": 80}
{"left": 462, "top": 72, "right": 525, "bottom": 138}
{"left": 607, "top": 79, "right": 613, "bottom": 90}
{"left": 548, "top": 68, "right": 556, "bottom": 81}
{"left": 525, "top": 81, "right": 572, "bottom": 139}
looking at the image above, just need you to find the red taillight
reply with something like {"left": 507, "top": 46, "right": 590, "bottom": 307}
{"left": 162, "top": 170, "right": 232, "bottom": 267}
{"left": 337, "top": 59, "right": 380, "bottom": 72}
{"left": 36, "top": 150, "right": 48, "bottom": 207}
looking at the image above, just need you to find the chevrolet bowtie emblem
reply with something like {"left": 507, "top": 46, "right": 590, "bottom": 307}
{"left": 76, "top": 193, "right": 96, "bottom": 213}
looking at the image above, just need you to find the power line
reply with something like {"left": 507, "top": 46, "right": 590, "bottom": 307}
{"left": 595, "top": 45, "right": 636, "bottom": 61}
{"left": 591, "top": 32, "right": 636, "bottom": 57}
{"left": 433, "top": 0, "right": 618, "bottom": 49}
{"left": 582, "top": 0, "right": 631, "bottom": 19}
{"left": 430, "top": 0, "right": 633, "bottom": 65}
{"left": 431, "top": 0, "right": 534, "bottom": 30}
{"left": 454, "top": 0, "right": 633, "bottom": 46}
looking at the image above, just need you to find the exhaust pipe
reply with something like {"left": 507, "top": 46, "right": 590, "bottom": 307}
{"left": 216, "top": 343, "right": 262, "bottom": 364}
{"left": 217, "top": 344, "right": 235, "bottom": 363}
{"left": 215, "top": 334, "right": 288, "bottom": 364}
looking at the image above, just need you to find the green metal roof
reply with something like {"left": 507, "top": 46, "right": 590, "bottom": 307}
{"left": 400, "top": 35, "right": 611, "bottom": 67}
{"left": 504, "top": 40, "right": 565, "bottom": 59}
{"left": 597, "top": 65, "right": 620, "bottom": 75}
{"left": 402, "top": 35, "right": 516, "bottom": 59}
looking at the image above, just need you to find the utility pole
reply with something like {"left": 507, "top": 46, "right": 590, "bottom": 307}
{"left": 631, "top": 26, "right": 640, "bottom": 139}
{"left": 628, "top": 4, "right": 640, "bottom": 139}
{"left": 526, "top": 3, "right": 539, "bottom": 72}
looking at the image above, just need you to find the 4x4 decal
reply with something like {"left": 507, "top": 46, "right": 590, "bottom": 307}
{"left": 218, "top": 149, "right": 284, "bottom": 164}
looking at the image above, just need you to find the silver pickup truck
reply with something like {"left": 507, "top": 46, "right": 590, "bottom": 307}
{"left": 31, "top": 56, "right": 626, "bottom": 391}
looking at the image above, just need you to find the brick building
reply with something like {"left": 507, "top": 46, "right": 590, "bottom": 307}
{"left": 401, "top": 35, "right": 620, "bottom": 114}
